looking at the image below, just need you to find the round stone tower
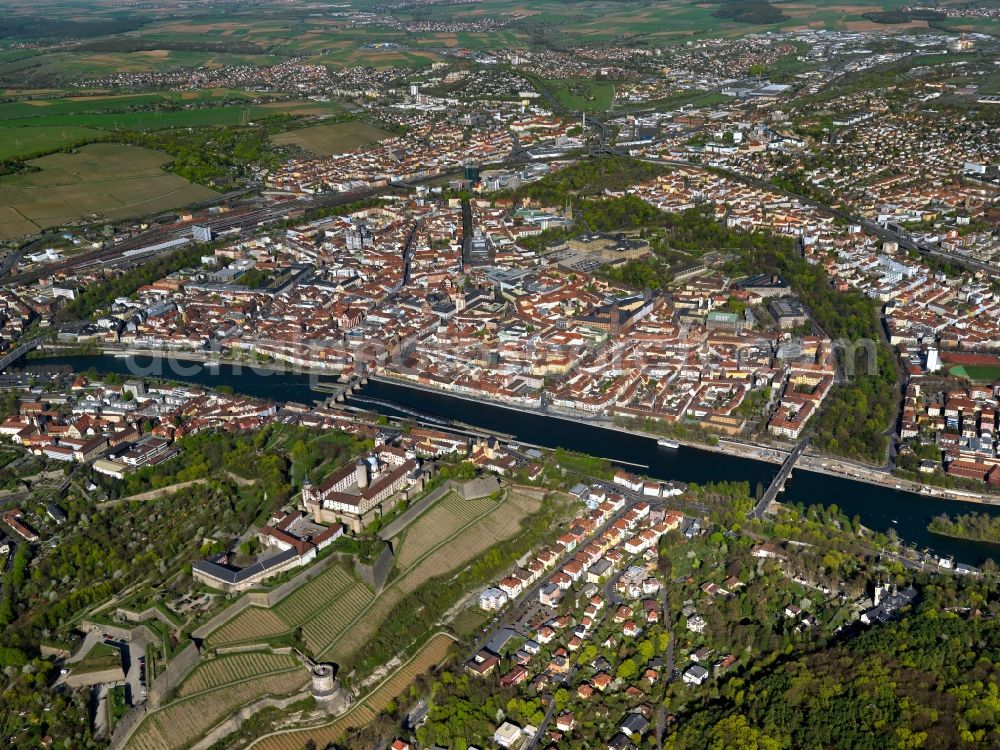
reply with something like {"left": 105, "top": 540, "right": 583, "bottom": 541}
{"left": 311, "top": 664, "right": 338, "bottom": 701}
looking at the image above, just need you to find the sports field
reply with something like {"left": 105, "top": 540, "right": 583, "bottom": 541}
{"left": 0, "top": 143, "right": 216, "bottom": 239}
{"left": 948, "top": 364, "right": 1000, "bottom": 382}
{"left": 248, "top": 632, "right": 455, "bottom": 750}
{"left": 272, "top": 121, "right": 392, "bottom": 156}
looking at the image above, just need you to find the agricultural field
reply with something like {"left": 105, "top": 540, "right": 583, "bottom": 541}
{"left": 248, "top": 632, "right": 455, "bottom": 750}
{"left": 207, "top": 490, "right": 541, "bottom": 667}
{"left": 0, "top": 90, "right": 320, "bottom": 161}
{"left": 0, "top": 89, "right": 255, "bottom": 121}
{"left": 0, "top": 124, "right": 96, "bottom": 160}
{"left": 258, "top": 99, "right": 347, "bottom": 117}
{"left": 206, "top": 563, "right": 374, "bottom": 648}
{"left": 0, "top": 48, "right": 284, "bottom": 84}
{"left": 204, "top": 607, "right": 289, "bottom": 647}
{"left": 317, "top": 490, "right": 541, "bottom": 664}
{"left": 124, "top": 668, "right": 308, "bottom": 750}
{"left": 0, "top": 104, "right": 277, "bottom": 132}
{"left": 314, "top": 45, "right": 445, "bottom": 69}
{"left": 176, "top": 651, "right": 301, "bottom": 697}
{"left": 391, "top": 492, "right": 499, "bottom": 569}
{"left": 272, "top": 120, "right": 392, "bottom": 156}
{"left": 0, "top": 0, "right": 914, "bottom": 69}
{"left": 0, "top": 143, "right": 216, "bottom": 239}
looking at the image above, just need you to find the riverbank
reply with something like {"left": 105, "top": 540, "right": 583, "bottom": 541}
{"left": 926, "top": 528, "right": 1000, "bottom": 546}
{"left": 100, "top": 347, "right": 345, "bottom": 379}
{"left": 25, "top": 353, "right": 1000, "bottom": 564}
{"left": 798, "top": 454, "right": 1000, "bottom": 507}
{"left": 369, "top": 373, "right": 1000, "bottom": 505}
{"left": 369, "top": 373, "right": 789, "bottom": 466}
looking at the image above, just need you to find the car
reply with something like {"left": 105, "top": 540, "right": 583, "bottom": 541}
{"left": 59, "top": 668, "right": 70, "bottom": 675}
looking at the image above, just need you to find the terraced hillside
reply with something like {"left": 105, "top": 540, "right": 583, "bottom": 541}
{"left": 206, "top": 490, "right": 540, "bottom": 667}
{"left": 248, "top": 632, "right": 455, "bottom": 750}
{"left": 125, "top": 653, "right": 308, "bottom": 750}
{"left": 316, "top": 490, "right": 539, "bottom": 664}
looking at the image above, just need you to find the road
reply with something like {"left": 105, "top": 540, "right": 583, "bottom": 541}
{"left": 523, "top": 694, "right": 557, "bottom": 750}
{"left": 121, "top": 632, "right": 155, "bottom": 707}
{"left": 468, "top": 487, "right": 681, "bottom": 661}
{"left": 0, "top": 336, "right": 46, "bottom": 372}
{"left": 749, "top": 437, "right": 809, "bottom": 520}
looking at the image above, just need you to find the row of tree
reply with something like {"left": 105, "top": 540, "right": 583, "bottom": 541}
{"left": 928, "top": 512, "right": 1000, "bottom": 545}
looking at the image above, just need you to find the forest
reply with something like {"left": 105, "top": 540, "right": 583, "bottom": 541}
{"left": 0, "top": 423, "right": 365, "bottom": 748}
{"left": 664, "top": 598, "right": 1000, "bottom": 748}
{"left": 117, "top": 124, "right": 285, "bottom": 189}
{"left": 510, "top": 156, "right": 667, "bottom": 206}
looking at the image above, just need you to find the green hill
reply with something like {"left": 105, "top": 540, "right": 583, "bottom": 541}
{"left": 665, "top": 605, "right": 1000, "bottom": 749}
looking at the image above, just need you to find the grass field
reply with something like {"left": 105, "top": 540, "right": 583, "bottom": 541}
{"left": 72, "top": 642, "right": 122, "bottom": 675}
{"left": 248, "top": 632, "right": 455, "bottom": 750}
{"left": 545, "top": 78, "right": 616, "bottom": 112}
{"left": 0, "top": 125, "right": 97, "bottom": 160}
{"left": 0, "top": 143, "right": 216, "bottom": 239}
{"left": 272, "top": 121, "right": 392, "bottom": 156}
{"left": 948, "top": 364, "right": 1000, "bottom": 382}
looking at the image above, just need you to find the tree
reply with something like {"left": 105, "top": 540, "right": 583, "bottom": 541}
{"left": 616, "top": 658, "right": 638, "bottom": 680}
{"left": 637, "top": 639, "right": 655, "bottom": 663}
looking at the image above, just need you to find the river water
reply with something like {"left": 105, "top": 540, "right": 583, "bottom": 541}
{"left": 27, "top": 354, "right": 1000, "bottom": 565}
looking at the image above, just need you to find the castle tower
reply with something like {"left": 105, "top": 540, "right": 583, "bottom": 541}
{"left": 311, "top": 664, "right": 339, "bottom": 701}
{"left": 355, "top": 459, "right": 369, "bottom": 489}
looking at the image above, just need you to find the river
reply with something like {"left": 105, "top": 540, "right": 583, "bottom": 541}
{"left": 26, "top": 353, "right": 1000, "bottom": 565}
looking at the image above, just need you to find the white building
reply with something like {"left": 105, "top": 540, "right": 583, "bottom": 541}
{"left": 683, "top": 665, "right": 709, "bottom": 685}
{"left": 479, "top": 587, "right": 509, "bottom": 611}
